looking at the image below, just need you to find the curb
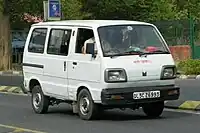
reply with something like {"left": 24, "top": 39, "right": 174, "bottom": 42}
{"left": 176, "top": 74, "right": 200, "bottom": 79}
{"left": 0, "top": 86, "right": 24, "bottom": 94}
{"left": 0, "top": 71, "right": 22, "bottom": 76}
{"left": 165, "top": 100, "right": 200, "bottom": 111}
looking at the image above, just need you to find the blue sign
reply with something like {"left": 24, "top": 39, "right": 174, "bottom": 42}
{"left": 48, "top": 0, "right": 61, "bottom": 20}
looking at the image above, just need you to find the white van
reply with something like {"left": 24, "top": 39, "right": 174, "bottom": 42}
{"left": 22, "top": 20, "right": 180, "bottom": 120}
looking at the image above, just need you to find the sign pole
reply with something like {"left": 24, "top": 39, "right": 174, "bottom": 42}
{"left": 43, "top": 1, "right": 48, "bottom": 21}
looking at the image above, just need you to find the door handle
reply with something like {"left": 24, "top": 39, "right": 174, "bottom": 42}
{"left": 64, "top": 61, "right": 66, "bottom": 71}
{"left": 72, "top": 62, "right": 77, "bottom": 65}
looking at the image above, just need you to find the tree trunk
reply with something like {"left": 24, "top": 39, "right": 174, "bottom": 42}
{"left": 0, "top": 15, "right": 12, "bottom": 71}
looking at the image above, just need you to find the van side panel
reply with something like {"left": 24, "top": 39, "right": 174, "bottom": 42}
{"left": 23, "top": 27, "right": 49, "bottom": 93}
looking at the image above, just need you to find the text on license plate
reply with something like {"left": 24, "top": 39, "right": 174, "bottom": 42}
{"left": 133, "top": 91, "right": 160, "bottom": 99}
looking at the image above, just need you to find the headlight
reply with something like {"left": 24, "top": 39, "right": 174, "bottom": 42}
{"left": 161, "top": 65, "right": 176, "bottom": 80}
{"left": 104, "top": 68, "right": 127, "bottom": 83}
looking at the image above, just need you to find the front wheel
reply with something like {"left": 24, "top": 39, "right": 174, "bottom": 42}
{"left": 142, "top": 101, "right": 164, "bottom": 118}
{"left": 77, "top": 89, "right": 101, "bottom": 120}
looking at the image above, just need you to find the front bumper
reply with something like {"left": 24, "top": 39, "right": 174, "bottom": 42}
{"left": 101, "top": 85, "right": 180, "bottom": 106}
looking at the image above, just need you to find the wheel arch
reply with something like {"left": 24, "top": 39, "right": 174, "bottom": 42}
{"left": 29, "top": 78, "right": 42, "bottom": 93}
{"left": 76, "top": 86, "right": 91, "bottom": 100}
{"left": 75, "top": 83, "right": 101, "bottom": 103}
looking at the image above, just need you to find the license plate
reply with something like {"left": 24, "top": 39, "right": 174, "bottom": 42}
{"left": 133, "top": 91, "right": 160, "bottom": 99}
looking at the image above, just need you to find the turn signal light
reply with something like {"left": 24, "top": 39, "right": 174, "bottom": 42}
{"left": 111, "top": 95, "right": 124, "bottom": 100}
{"left": 168, "top": 90, "right": 178, "bottom": 95}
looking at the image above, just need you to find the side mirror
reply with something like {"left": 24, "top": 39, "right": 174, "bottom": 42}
{"left": 86, "top": 43, "right": 96, "bottom": 58}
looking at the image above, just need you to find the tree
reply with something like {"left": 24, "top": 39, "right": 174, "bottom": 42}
{"left": 175, "top": 0, "right": 200, "bottom": 19}
{"left": 61, "top": 0, "right": 92, "bottom": 19}
{"left": 148, "top": 0, "right": 179, "bottom": 21}
{"left": 0, "top": 0, "right": 12, "bottom": 71}
{"left": 82, "top": 0, "right": 151, "bottom": 20}
{"left": 79, "top": 0, "right": 180, "bottom": 22}
{"left": 7, "top": 0, "right": 44, "bottom": 29}
{"left": 0, "top": 0, "right": 3, "bottom": 15}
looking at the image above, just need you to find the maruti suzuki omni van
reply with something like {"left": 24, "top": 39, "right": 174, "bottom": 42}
{"left": 22, "top": 20, "right": 180, "bottom": 120}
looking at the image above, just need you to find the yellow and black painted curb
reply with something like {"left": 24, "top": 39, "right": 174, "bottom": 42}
{"left": 0, "top": 86, "right": 23, "bottom": 94}
{"left": 165, "top": 100, "right": 200, "bottom": 111}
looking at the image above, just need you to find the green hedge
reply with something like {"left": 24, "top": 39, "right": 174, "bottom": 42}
{"left": 177, "top": 59, "right": 200, "bottom": 75}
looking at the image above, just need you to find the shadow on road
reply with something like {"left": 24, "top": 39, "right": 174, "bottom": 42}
{"left": 45, "top": 104, "right": 192, "bottom": 121}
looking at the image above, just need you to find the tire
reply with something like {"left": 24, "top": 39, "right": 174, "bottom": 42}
{"left": 31, "top": 85, "right": 49, "bottom": 114}
{"left": 142, "top": 101, "right": 164, "bottom": 118}
{"left": 77, "top": 89, "right": 100, "bottom": 120}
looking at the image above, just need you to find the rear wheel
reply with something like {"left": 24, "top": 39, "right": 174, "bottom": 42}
{"left": 31, "top": 85, "right": 49, "bottom": 114}
{"left": 142, "top": 101, "right": 164, "bottom": 118}
{"left": 77, "top": 89, "right": 101, "bottom": 120}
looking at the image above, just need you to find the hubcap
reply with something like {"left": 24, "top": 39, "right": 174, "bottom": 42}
{"left": 33, "top": 92, "right": 42, "bottom": 109}
{"left": 80, "top": 96, "right": 90, "bottom": 115}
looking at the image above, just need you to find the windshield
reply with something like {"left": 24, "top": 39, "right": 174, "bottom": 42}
{"left": 97, "top": 25, "right": 169, "bottom": 57}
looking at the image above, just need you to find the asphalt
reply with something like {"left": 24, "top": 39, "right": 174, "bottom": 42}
{"left": 0, "top": 75, "right": 23, "bottom": 86}
{"left": 175, "top": 79, "right": 200, "bottom": 101}
{"left": 0, "top": 93, "right": 200, "bottom": 133}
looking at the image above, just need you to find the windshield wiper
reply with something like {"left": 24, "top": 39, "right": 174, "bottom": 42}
{"left": 125, "top": 50, "right": 147, "bottom": 57}
{"left": 146, "top": 50, "right": 170, "bottom": 54}
{"left": 109, "top": 51, "right": 146, "bottom": 58}
{"left": 109, "top": 53, "right": 126, "bottom": 58}
{"left": 126, "top": 50, "right": 145, "bottom": 54}
{"left": 108, "top": 50, "right": 169, "bottom": 58}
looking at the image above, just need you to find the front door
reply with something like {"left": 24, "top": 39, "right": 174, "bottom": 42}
{"left": 67, "top": 27, "right": 101, "bottom": 101}
{"left": 43, "top": 26, "right": 73, "bottom": 98}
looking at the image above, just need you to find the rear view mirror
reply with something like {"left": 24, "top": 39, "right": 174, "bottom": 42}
{"left": 86, "top": 43, "right": 96, "bottom": 58}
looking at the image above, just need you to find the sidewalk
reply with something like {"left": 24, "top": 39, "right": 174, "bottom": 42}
{"left": 0, "top": 70, "right": 22, "bottom": 75}
{"left": 177, "top": 74, "right": 200, "bottom": 79}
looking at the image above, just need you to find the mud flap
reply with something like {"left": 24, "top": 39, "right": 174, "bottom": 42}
{"left": 72, "top": 102, "right": 78, "bottom": 113}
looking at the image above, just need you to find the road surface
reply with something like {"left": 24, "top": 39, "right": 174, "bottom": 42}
{"left": 0, "top": 93, "right": 200, "bottom": 133}
{"left": 0, "top": 75, "right": 23, "bottom": 86}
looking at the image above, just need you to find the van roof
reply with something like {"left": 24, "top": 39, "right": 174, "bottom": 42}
{"left": 32, "top": 20, "right": 153, "bottom": 28}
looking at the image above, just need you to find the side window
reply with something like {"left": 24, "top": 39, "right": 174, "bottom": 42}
{"left": 47, "top": 29, "right": 72, "bottom": 56}
{"left": 75, "top": 28, "right": 94, "bottom": 54}
{"left": 28, "top": 28, "right": 47, "bottom": 53}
